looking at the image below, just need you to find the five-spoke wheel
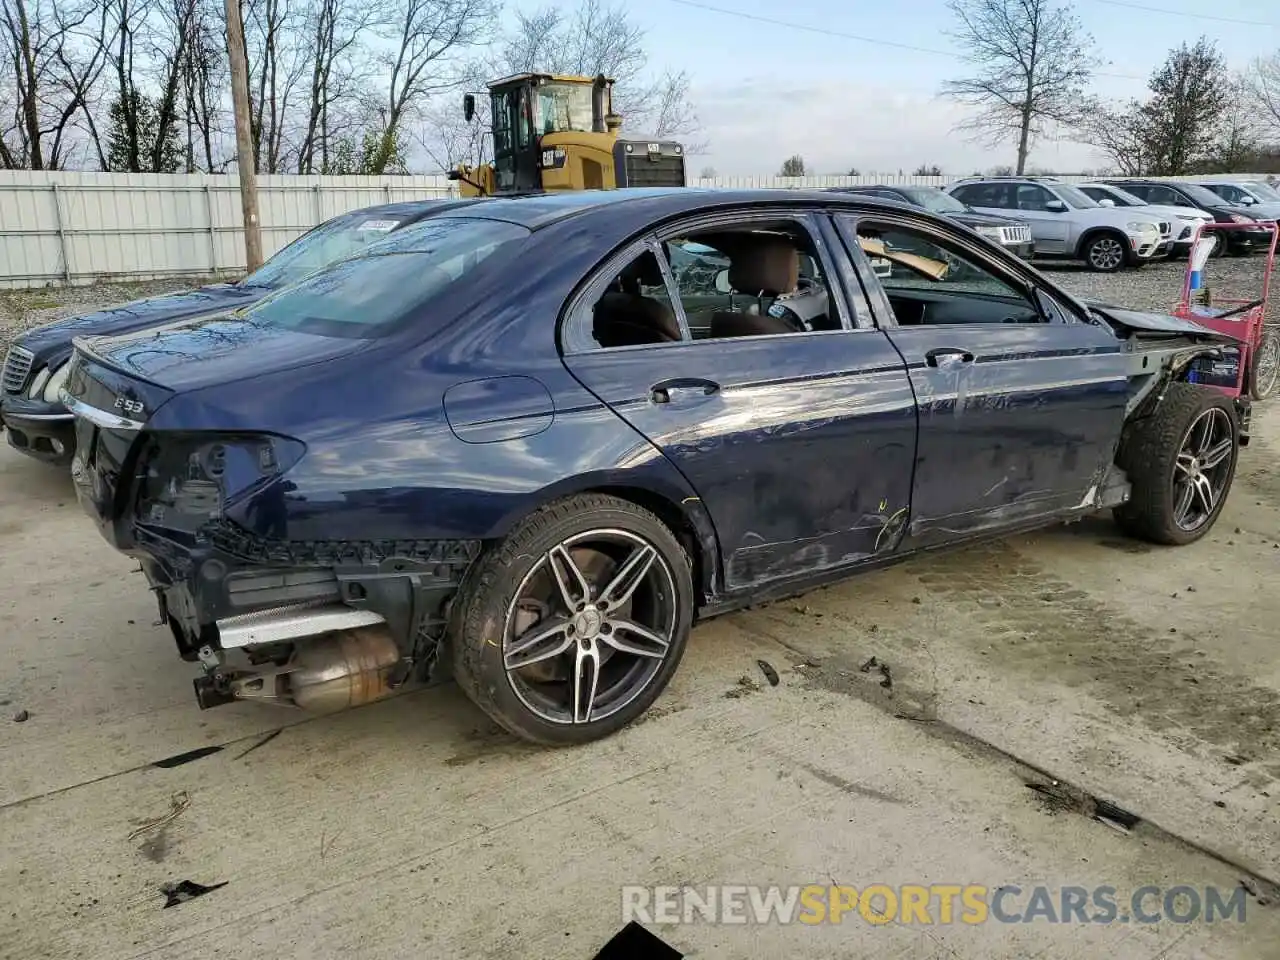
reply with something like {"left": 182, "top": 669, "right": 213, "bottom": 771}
{"left": 451, "top": 494, "right": 693, "bottom": 744}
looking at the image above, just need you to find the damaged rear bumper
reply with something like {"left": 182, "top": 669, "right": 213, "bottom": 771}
{"left": 137, "top": 521, "right": 480, "bottom": 665}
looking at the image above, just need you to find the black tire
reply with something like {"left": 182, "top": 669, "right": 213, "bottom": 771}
{"left": 450, "top": 493, "right": 694, "bottom": 745}
{"left": 1113, "top": 382, "right": 1239, "bottom": 545}
{"left": 1081, "top": 231, "right": 1128, "bottom": 272}
{"left": 1248, "top": 330, "right": 1279, "bottom": 401}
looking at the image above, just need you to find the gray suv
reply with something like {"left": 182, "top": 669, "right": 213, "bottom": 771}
{"left": 946, "top": 176, "right": 1169, "bottom": 272}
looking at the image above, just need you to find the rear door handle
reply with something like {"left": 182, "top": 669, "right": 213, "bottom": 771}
{"left": 650, "top": 377, "right": 721, "bottom": 403}
{"left": 924, "top": 348, "right": 975, "bottom": 368}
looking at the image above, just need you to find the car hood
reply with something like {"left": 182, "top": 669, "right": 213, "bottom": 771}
{"left": 1081, "top": 300, "right": 1243, "bottom": 343}
{"left": 943, "top": 210, "right": 1026, "bottom": 227}
{"left": 1237, "top": 202, "right": 1280, "bottom": 220}
{"left": 74, "top": 310, "right": 372, "bottom": 394}
{"left": 1141, "top": 204, "right": 1210, "bottom": 222}
{"left": 1087, "top": 208, "right": 1164, "bottom": 228}
{"left": 12, "top": 283, "right": 264, "bottom": 367}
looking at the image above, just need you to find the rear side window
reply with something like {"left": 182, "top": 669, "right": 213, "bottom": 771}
{"left": 243, "top": 218, "right": 528, "bottom": 337}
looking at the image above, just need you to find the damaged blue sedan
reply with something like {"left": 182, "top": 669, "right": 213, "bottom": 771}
{"left": 63, "top": 188, "right": 1247, "bottom": 744}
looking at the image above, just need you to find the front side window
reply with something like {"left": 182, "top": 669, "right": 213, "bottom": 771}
{"left": 953, "top": 183, "right": 1011, "bottom": 209}
{"left": 850, "top": 220, "right": 1043, "bottom": 325}
{"left": 491, "top": 90, "right": 514, "bottom": 156}
{"left": 242, "top": 213, "right": 409, "bottom": 289}
{"left": 244, "top": 218, "right": 529, "bottom": 337}
{"left": 1015, "top": 185, "right": 1056, "bottom": 212}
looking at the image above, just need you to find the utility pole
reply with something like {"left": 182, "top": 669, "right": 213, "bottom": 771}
{"left": 224, "top": 0, "right": 262, "bottom": 272}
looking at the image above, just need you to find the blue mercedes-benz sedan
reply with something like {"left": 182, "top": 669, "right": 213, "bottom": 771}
{"left": 61, "top": 188, "right": 1247, "bottom": 744}
{"left": 0, "top": 198, "right": 477, "bottom": 464}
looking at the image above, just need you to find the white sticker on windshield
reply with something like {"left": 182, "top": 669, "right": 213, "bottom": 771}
{"left": 356, "top": 219, "right": 398, "bottom": 232}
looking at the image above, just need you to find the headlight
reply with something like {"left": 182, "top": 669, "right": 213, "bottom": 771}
{"left": 1126, "top": 221, "right": 1159, "bottom": 236}
{"left": 976, "top": 226, "right": 1004, "bottom": 240}
{"left": 1229, "top": 213, "right": 1255, "bottom": 224}
{"left": 42, "top": 362, "right": 71, "bottom": 403}
{"left": 26, "top": 367, "right": 50, "bottom": 399}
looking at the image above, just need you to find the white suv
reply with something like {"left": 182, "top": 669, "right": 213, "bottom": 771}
{"left": 946, "top": 177, "right": 1170, "bottom": 272}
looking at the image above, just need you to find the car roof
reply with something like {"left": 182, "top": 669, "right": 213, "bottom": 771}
{"left": 428, "top": 187, "right": 913, "bottom": 230}
{"left": 335, "top": 197, "right": 487, "bottom": 224}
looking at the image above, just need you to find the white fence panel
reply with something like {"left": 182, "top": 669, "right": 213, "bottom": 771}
{"left": 0, "top": 170, "right": 1264, "bottom": 289}
{"left": 0, "top": 171, "right": 455, "bottom": 289}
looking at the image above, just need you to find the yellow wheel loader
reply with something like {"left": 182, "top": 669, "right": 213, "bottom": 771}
{"left": 447, "top": 73, "right": 687, "bottom": 196}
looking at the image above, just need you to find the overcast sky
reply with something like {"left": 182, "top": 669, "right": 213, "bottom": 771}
{"left": 522, "top": 0, "right": 1279, "bottom": 175}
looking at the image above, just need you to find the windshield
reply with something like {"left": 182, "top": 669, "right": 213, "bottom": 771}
{"left": 1180, "top": 183, "right": 1225, "bottom": 207}
{"left": 1243, "top": 181, "right": 1280, "bottom": 201}
{"left": 1054, "top": 184, "right": 1099, "bottom": 209}
{"left": 901, "top": 187, "right": 968, "bottom": 213}
{"left": 241, "top": 212, "right": 412, "bottom": 288}
{"left": 244, "top": 218, "right": 529, "bottom": 337}
{"left": 535, "top": 82, "right": 596, "bottom": 134}
{"left": 1090, "top": 184, "right": 1144, "bottom": 206}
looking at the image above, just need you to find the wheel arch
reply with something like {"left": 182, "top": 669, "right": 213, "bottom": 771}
{"left": 1075, "top": 226, "right": 1129, "bottom": 261}
{"left": 488, "top": 472, "right": 725, "bottom": 610}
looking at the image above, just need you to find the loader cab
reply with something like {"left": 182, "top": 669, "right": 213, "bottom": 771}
{"left": 484, "top": 73, "right": 618, "bottom": 193}
{"left": 451, "top": 72, "right": 685, "bottom": 196}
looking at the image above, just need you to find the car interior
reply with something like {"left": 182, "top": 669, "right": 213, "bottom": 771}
{"left": 590, "top": 224, "right": 837, "bottom": 347}
{"left": 856, "top": 224, "right": 1043, "bottom": 326}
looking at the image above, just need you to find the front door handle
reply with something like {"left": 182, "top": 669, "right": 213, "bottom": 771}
{"left": 925, "top": 348, "right": 975, "bottom": 368}
{"left": 650, "top": 377, "right": 721, "bottom": 403}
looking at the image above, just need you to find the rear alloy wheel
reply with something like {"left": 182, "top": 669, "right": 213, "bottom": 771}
{"left": 1113, "top": 383, "right": 1239, "bottom": 545}
{"left": 450, "top": 494, "right": 693, "bottom": 745}
{"left": 1084, "top": 233, "right": 1127, "bottom": 273}
{"left": 1249, "top": 330, "right": 1279, "bottom": 401}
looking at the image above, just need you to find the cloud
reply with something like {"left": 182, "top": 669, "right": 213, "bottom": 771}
{"left": 687, "top": 78, "right": 1106, "bottom": 176}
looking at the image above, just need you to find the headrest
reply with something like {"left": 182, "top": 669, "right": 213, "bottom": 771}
{"left": 728, "top": 241, "right": 799, "bottom": 296}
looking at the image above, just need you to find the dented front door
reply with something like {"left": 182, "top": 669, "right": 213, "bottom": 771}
{"left": 887, "top": 322, "right": 1131, "bottom": 547}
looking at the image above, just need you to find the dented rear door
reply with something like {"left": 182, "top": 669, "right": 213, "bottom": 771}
{"left": 834, "top": 212, "right": 1132, "bottom": 548}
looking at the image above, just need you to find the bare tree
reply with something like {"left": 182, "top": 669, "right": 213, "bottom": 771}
{"left": 1246, "top": 49, "right": 1280, "bottom": 142}
{"left": 295, "top": 0, "right": 380, "bottom": 173}
{"left": 1077, "top": 101, "right": 1154, "bottom": 175}
{"left": 179, "top": 0, "right": 225, "bottom": 171}
{"left": 0, "top": 0, "right": 101, "bottom": 168}
{"left": 370, "top": 0, "right": 496, "bottom": 174}
{"left": 101, "top": 0, "right": 156, "bottom": 171}
{"left": 243, "top": 0, "right": 309, "bottom": 172}
{"left": 941, "top": 0, "right": 1099, "bottom": 174}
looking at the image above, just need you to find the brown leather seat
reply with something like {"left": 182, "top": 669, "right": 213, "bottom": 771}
{"left": 593, "top": 253, "right": 682, "bottom": 347}
{"left": 709, "top": 241, "right": 801, "bottom": 339}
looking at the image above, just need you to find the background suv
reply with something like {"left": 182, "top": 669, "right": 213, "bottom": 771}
{"left": 1101, "top": 180, "right": 1273, "bottom": 256}
{"left": 946, "top": 176, "right": 1168, "bottom": 272}
{"left": 1076, "top": 181, "right": 1211, "bottom": 259}
{"left": 826, "top": 184, "right": 1034, "bottom": 258}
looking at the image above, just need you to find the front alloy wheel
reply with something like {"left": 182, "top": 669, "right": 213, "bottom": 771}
{"left": 1171, "top": 408, "right": 1235, "bottom": 533}
{"left": 1113, "top": 382, "right": 1239, "bottom": 545}
{"left": 451, "top": 494, "right": 693, "bottom": 745}
{"left": 1085, "top": 234, "right": 1126, "bottom": 272}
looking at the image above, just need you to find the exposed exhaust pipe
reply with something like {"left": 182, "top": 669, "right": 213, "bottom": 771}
{"left": 195, "top": 604, "right": 403, "bottom": 713}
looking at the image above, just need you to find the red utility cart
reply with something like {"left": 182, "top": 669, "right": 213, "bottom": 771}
{"left": 1173, "top": 221, "right": 1278, "bottom": 401}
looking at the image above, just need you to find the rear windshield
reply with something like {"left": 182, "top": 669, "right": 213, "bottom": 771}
{"left": 242, "top": 211, "right": 412, "bottom": 288}
{"left": 242, "top": 217, "right": 529, "bottom": 337}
